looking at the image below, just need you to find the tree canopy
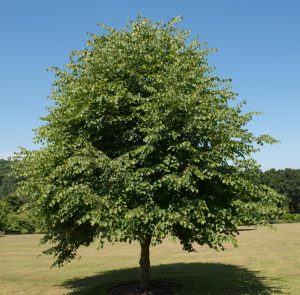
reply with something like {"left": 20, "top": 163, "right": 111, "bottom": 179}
{"left": 13, "top": 16, "right": 283, "bottom": 291}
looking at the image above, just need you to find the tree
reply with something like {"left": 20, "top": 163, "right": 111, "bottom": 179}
{"left": 260, "top": 169, "right": 300, "bottom": 213}
{"left": 0, "top": 160, "right": 40, "bottom": 233}
{"left": 0, "top": 159, "right": 11, "bottom": 189}
{"left": 0, "top": 200, "right": 9, "bottom": 232}
{"left": 13, "top": 16, "right": 283, "bottom": 293}
{"left": 0, "top": 159, "right": 18, "bottom": 206}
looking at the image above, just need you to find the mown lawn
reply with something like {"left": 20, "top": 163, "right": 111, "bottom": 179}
{"left": 0, "top": 223, "right": 299, "bottom": 294}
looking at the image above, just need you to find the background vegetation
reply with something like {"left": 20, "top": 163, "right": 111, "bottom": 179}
{"left": 0, "top": 159, "right": 39, "bottom": 233}
{"left": 259, "top": 169, "right": 300, "bottom": 213}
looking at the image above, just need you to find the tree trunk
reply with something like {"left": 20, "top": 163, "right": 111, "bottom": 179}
{"left": 139, "top": 235, "right": 151, "bottom": 293}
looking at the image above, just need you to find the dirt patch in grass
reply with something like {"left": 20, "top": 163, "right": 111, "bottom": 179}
{"left": 108, "top": 281, "right": 180, "bottom": 295}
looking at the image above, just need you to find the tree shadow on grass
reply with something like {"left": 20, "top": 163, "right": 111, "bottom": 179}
{"left": 61, "top": 263, "right": 288, "bottom": 295}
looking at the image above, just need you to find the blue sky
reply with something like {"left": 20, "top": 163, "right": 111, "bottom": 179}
{"left": 0, "top": 0, "right": 299, "bottom": 170}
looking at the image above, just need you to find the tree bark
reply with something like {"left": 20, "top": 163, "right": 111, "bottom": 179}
{"left": 139, "top": 235, "right": 151, "bottom": 293}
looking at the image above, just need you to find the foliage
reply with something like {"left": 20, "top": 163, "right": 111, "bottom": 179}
{"left": 280, "top": 213, "right": 300, "bottom": 223}
{"left": 5, "top": 210, "right": 39, "bottom": 233}
{"left": 0, "top": 175, "right": 17, "bottom": 202}
{"left": 260, "top": 168, "right": 300, "bottom": 213}
{"left": 0, "top": 200, "right": 10, "bottom": 232}
{"left": 295, "top": 214, "right": 300, "bottom": 222}
{"left": 0, "top": 159, "right": 38, "bottom": 233}
{"left": 13, "top": 16, "right": 283, "bottom": 270}
{"left": 0, "top": 159, "right": 17, "bottom": 201}
{"left": 0, "top": 159, "right": 11, "bottom": 187}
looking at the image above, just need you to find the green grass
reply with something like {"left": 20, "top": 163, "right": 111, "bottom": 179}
{"left": 0, "top": 223, "right": 299, "bottom": 294}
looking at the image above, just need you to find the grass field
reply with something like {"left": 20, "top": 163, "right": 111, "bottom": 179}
{"left": 0, "top": 223, "right": 299, "bottom": 294}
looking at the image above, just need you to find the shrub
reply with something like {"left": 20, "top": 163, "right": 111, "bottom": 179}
{"left": 5, "top": 211, "right": 38, "bottom": 233}
{"left": 293, "top": 214, "right": 300, "bottom": 222}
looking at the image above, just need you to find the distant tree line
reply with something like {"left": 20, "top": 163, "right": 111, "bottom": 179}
{"left": 0, "top": 159, "right": 38, "bottom": 233}
{"left": 259, "top": 168, "right": 300, "bottom": 213}
{"left": 0, "top": 158, "right": 299, "bottom": 233}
